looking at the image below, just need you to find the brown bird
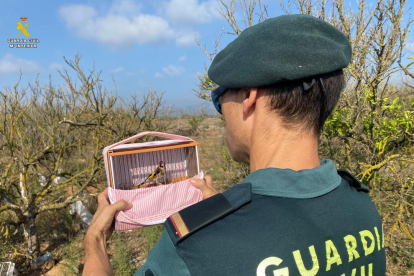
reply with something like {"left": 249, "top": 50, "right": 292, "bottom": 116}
{"left": 135, "top": 161, "right": 165, "bottom": 188}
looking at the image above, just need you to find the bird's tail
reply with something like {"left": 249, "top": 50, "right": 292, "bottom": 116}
{"left": 138, "top": 177, "right": 150, "bottom": 186}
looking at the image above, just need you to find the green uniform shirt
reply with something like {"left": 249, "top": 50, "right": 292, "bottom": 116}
{"left": 134, "top": 159, "right": 385, "bottom": 276}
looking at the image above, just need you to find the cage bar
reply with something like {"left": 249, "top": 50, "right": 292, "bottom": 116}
{"left": 107, "top": 141, "right": 199, "bottom": 189}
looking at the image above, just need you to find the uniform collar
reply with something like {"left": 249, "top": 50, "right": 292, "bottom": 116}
{"left": 241, "top": 159, "right": 341, "bottom": 199}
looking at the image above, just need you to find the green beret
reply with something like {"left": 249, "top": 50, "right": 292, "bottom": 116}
{"left": 208, "top": 14, "right": 352, "bottom": 88}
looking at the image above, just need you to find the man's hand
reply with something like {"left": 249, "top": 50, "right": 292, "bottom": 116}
{"left": 190, "top": 175, "right": 218, "bottom": 199}
{"left": 86, "top": 188, "right": 132, "bottom": 241}
{"left": 83, "top": 188, "right": 132, "bottom": 276}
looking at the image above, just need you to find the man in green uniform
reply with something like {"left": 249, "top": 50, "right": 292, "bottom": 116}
{"left": 83, "top": 14, "right": 386, "bottom": 276}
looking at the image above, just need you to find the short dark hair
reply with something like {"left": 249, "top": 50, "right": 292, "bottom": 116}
{"left": 263, "top": 70, "right": 345, "bottom": 136}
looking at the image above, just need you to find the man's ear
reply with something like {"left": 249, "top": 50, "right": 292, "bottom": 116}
{"left": 243, "top": 88, "right": 258, "bottom": 116}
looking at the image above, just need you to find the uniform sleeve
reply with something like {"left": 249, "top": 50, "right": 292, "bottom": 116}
{"left": 133, "top": 229, "right": 191, "bottom": 276}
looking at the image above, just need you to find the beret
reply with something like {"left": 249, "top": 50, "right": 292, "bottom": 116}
{"left": 208, "top": 14, "right": 352, "bottom": 88}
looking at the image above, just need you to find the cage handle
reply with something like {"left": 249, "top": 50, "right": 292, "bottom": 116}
{"left": 107, "top": 131, "right": 193, "bottom": 150}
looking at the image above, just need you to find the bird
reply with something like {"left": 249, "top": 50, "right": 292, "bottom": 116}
{"left": 135, "top": 161, "right": 165, "bottom": 188}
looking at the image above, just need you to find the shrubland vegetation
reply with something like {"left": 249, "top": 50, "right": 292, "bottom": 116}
{"left": 0, "top": 54, "right": 172, "bottom": 274}
{"left": 0, "top": 0, "right": 413, "bottom": 275}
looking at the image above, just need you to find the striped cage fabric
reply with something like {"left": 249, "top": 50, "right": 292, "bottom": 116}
{"left": 109, "top": 172, "right": 204, "bottom": 230}
{"left": 103, "top": 132, "right": 203, "bottom": 230}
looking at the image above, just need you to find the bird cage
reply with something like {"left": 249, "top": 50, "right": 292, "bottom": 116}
{"left": 103, "top": 132, "right": 203, "bottom": 230}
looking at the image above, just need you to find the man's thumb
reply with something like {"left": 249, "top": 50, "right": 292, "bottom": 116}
{"left": 111, "top": 200, "right": 133, "bottom": 212}
{"left": 190, "top": 178, "right": 216, "bottom": 198}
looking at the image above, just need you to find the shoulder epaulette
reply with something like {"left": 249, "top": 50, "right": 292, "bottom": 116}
{"left": 165, "top": 182, "right": 252, "bottom": 245}
{"left": 337, "top": 169, "right": 369, "bottom": 193}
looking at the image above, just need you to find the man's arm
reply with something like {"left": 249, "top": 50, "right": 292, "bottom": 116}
{"left": 83, "top": 232, "right": 113, "bottom": 276}
{"left": 82, "top": 188, "right": 132, "bottom": 276}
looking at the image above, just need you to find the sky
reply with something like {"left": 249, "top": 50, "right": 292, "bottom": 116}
{"left": 0, "top": 0, "right": 413, "bottom": 114}
{"left": 0, "top": 0, "right": 234, "bottom": 113}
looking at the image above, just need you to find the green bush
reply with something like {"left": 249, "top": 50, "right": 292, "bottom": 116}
{"left": 142, "top": 225, "right": 164, "bottom": 250}
{"left": 111, "top": 234, "right": 135, "bottom": 276}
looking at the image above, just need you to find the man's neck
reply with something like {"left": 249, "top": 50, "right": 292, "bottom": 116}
{"left": 248, "top": 127, "right": 320, "bottom": 173}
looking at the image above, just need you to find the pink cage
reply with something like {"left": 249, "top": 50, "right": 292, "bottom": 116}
{"left": 103, "top": 132, "right": 203, "bottom": 230}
